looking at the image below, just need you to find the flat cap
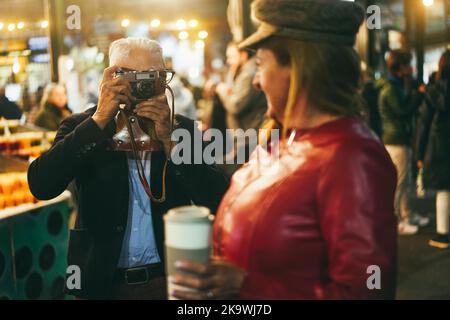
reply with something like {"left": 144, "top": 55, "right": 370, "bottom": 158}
{"left": 239, "top": 0, "right": 366, "bottom": 49}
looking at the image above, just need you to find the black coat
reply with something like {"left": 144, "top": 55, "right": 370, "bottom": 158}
{"left": 416, "top": 80, "right": 450, "bottom": 190}
{"left": 0, "top": 95, "right": 22, "bottom": 119}
{"left": 35, "top": 103, "right": 70, "bottom": 131}
{"left": 27, "top": 107, "right": 229, "bottom": 299}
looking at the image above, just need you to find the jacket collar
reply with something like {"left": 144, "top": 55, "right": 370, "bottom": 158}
{"left": 289, "top": 117, "right": 377, "bottom": 146}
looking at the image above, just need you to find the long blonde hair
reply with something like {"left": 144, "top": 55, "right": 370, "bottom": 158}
{"left": 260, "top": 38, "right": 363, "bottom": 140}
{"left": 40, "top": 83, "right": 67, "bottom": 110}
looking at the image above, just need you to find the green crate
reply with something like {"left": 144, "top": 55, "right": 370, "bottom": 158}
{"left": 0, "top": 222, "right": 13, "bottom": 300}
{"left": 0, "top": 201, "right": 71, "bottom": 300}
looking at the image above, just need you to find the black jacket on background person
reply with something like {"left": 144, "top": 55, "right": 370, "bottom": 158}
{"left": 27, "top": 107, "right": 229, "bottom": 299}
{"left": 416, "top": 79, "right": 450, "bottom": 190}
{"left": 362, "top": 80, "right": 382, "bottom": 138}
{"left": 0, "top": 95, "right": 22, "bottom": 119}
{"left": 35, "top": 102, "right": 71, "bottom": 131}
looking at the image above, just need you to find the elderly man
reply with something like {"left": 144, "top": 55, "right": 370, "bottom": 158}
{"left": 379, "top": 50, "right": 428, "bottom": 235}
{"left": 28, "top": 38, "right": 228, "bottom": 299}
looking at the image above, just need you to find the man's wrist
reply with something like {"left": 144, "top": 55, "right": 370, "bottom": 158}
{"left": 92, "top": 113, "right": 110, "bottom": 130}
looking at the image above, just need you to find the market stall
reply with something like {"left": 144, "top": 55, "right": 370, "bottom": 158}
{"left": 0, "top": 120, "right": 71, "bottom": 300}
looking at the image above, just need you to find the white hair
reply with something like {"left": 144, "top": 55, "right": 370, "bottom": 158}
{"left": 109, "top": 37, "right": 163, "bottom": 66}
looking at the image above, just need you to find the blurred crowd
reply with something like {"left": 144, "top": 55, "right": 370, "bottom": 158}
{"left": 361, "top": 49, "right": 450, "bottom": 248}
{"left": 0, "top": 82, "right": 71, "bottom": 131}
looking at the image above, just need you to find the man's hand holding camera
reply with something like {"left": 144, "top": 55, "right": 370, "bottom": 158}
{"left": 93, "top": 65, "right": 135, "bottom": 129}
{"left": 92, "top": 65, "right": 173, "bottom": 156}
{"left": 134, "top": 95, "right": 173, "bottom": 156}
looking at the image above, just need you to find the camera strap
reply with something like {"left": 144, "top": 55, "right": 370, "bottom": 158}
{"left": 120, "top": 85, "right": 175, "bottom": 203}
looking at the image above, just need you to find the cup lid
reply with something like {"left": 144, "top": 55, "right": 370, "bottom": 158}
{"left": 164, "top": 206, "right": 214, "bottom": 224}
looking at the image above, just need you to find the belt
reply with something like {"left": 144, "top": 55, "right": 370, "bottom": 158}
{"left": 115, "top": 263, "right": 165, "bottom": 285}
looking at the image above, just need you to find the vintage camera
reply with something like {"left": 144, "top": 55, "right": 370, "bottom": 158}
{"left": 115, "top": 69, "right": 173, "bottom": 101}
{"left": 110, "top": 68, "right": 175, "bottom": 154}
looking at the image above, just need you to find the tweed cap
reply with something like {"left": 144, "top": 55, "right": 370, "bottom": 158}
{"left": 239, "top": 0, "right": 366, "bottom": 49}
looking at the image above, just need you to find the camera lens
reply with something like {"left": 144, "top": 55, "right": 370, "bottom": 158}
{"left": 136, "top": 80, "right": 155, "bottom": 99}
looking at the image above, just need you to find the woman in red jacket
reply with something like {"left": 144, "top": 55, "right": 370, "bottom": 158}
{"left": 171, "top": 0, "right": 398, "bottom": 300}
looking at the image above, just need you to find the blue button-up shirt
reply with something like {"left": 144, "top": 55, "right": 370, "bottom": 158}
{"left": 117, "top": 152, "right": 161, "bottom": 268}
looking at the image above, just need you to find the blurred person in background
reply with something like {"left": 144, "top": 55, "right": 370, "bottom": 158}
{"left": 171, "top": 0, "right": 397, "bottom": 300}
{"left": 204, "top": 41, "right": 267, "bottom": 177}
{"left": 0, "top": 86, "right": 22, "bottom": 120}
{"left": 361, "top": 69, "right": 383, "bottom": 138}
{"left": 180, "top": 76, "right": 203, "bottom": 105}
{"left": 35, "top": 83, "right": 72, "bottom": 131}
{"left": 428, "top": 71, "right": 438, "bottom": 87}
{"left": 24, "top": 85, "right": 45, "bottom": 125}
{"left": 21, "top": 85, "right": 32, "bottom": 115}
{"left": 165, "top": 57, "right": 197, "bottom": 120}
{"left": 416, "top": 49, "right": 450, "bottom": 249}
{"left": 379, "top": 50, "right": 428, "bottom": 235}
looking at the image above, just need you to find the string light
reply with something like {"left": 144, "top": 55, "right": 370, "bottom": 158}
{"left": 176, "top": 19, "right": 187, "bottom": 29}
{"left": 0, "top": 20, "right": 50, "bottom": 31}
{"left": 150, "top": 19, "right": 161, "bottom": 28}
{"left": 121, "top": 19, "right": 130, "bottom": 27}
{"left": 198, "top": 30, "right": 208, "bottom": 39}
{"left": 178, "top": 31, "right": 189, "bottom": 40}
{"left": 195, "top": 40, "right": 205, "bottom": 49}
{"left": 188, "top": 19, "right": 199, "bottom": 28}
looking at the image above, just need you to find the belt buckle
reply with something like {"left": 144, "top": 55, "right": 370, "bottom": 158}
{"left": 125, "top": 266, "right": 149, "bottom": 285}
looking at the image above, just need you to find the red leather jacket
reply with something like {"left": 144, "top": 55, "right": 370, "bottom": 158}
{"left": 213, "top": 117, "right": 397, "bottom": 299}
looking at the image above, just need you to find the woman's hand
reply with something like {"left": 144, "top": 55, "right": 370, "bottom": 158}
{"left": 170, "top": 258, "right": 247, "bottom": 300}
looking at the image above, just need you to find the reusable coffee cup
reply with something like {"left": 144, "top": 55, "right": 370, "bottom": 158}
{"left": 164, "top": 205, "right": 214, "bottom": 300}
